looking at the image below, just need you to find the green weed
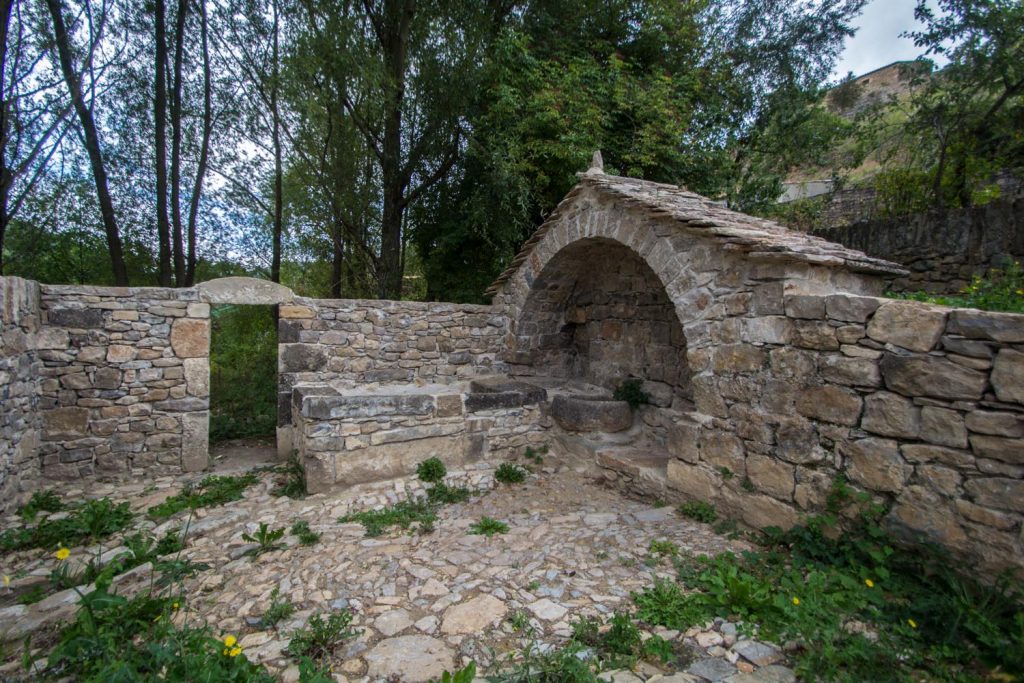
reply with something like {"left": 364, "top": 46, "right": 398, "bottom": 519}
{"left": 242, "top": 523, "right": 286, "bottom": 556}
{"left": 260, "top": 587, "right": 295, "bottom": 629}
{"left": 469, "top": 517, "right": 509, "bottom": 536}
{"left": 17, "top": 490, "right": 64, "bottom": 522}
{"left": 0, "top": 497, "right": 134, "bottom": 552}
{"left": 271, "top": 454, "right": 307, "bottom": 499}
{"left": 290, "top": 520, "right": 320, "bottom": 546}
{"left": 613, "top": 378, "right": 648, "bottom": 409}
{"left": 339, "top": 499, "right": 437, "bottom": 537}
{"left": 495, "top": 463, "right": 526, "bottom": 485}
{"left": 286, "top": 610, "right": 358, "bottom": 663}
{"left": 148, "top": 473, "right": 260, "bottom": 519}
{"left": 417, "top": 457, "right": 447, "bottom": 483}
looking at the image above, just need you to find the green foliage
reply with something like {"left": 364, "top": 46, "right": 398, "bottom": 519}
{"left": 647, "top": 539, "right": 679, "bottom": 561}
{"left": 492, "top": 640, "right": 599, "bottom": 682}
{"left": 890, "top": 262, "right": 1024, "bottom": 313}
{"left": 0, "top": 498, "right": 133, "bottom": 552}
{"left": 432, "top": 662, "right": 477, "bottom": 683}
{"left": 494, "top": 463, "right": 526, "bottom": 485}
{"left": 469, "top": 517, "right": 509, "bottom": 537}
{"left": 417, "top": 457, "right": 448, "bottom": 484}
{"left": 209, "top": 305, "right": 278, "bottom": 442}
{"left": 286, "top": 611, "right": 358, "bottom": 663}
{"left": 524, "top": 445, "right": 547, "bottom": 465}
{"left": 272, "top": 455, "right": 308, "bottom": 499}
{"left": 612, "top": 379, "right": 648, "bottom": 410}
{"left": 17, "top": 490, "right": 64, "bottom": 522}
{"left": 290, "top": 520, "right": 320, "bottom": 546}
{"left": 260, "top": 587, "right": 295, "bottom": 629}
{"left": 339, "top": 499, "right": 437, "bottom": 538}
{"left": 242, "top": 523, "right": 286, "bottom": 556}
{"left": 508, "top": 610, "right": 532, "bottom": 633}
{"left": 633, "top": 579, "right": 708, "bottom": 631}
{"left": 426, "top": 482, "right": 471, "bottom": 505}
{"left": 47, "top": 585, "right": 273, "bottom": 682}
{"left": 17, "top": 585, "right": 47, "bottom": 605}
{"left": 719, "top": 467, "right": 734, "bottom": 481}
{"left": 678, "top": 501, "right": 718, "bottom": 523}
{"left": 148, "top": 473, "right": 260, "bottom": 519}
{"left": 741, "top": 477, "right": 756, "bottom": 492}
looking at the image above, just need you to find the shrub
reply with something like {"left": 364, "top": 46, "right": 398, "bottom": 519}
{"left": 889, "top": 261, "right": 1024, "bottom": 313}
{"left": 679, "top": 500, "right": 717, "bottom": 523}
{"left": 417, "top": 457, "right": 447, "bottom": 483}
{"left": 613, "top": 378, "right": 648, "bottom": 409}
{"left": 494, "top": 463, "right": 526, "bottom": 485}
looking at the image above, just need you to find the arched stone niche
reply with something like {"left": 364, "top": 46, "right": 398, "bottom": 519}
{"left": 512, "top": 237, "right": 692, "bottom": 406}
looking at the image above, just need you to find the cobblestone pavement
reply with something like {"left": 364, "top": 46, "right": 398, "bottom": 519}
{"left": 1, "top": 446, "right": 796, "bottom": 683}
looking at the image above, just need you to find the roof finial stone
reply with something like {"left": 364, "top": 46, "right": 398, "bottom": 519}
{"left": 586, "top": 150, "right": 604, "bottom": 175}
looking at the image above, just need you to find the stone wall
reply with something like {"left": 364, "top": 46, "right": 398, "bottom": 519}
{"left": 664, "top": 295, "right": 1024, "bottom": 575}
{"left": 0, "top": 277, "right": 42, "bottom": 513}
{"left": 277, "top": 298, "right": 508, "bottom": 451}
{"left": 293, "top": 384, "right": 546, "bottom": 493}
{"left": 36, "top": 285, "right": 211, "bottom": 479}
{"left": 812, "top": 196, "right": 1024, "bottom": 294}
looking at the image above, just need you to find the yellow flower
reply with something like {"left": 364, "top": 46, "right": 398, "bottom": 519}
{"left": 792, "top": 597, "right": 800, "bottom": 605}
{"left": 229, "top": 646, "right": 242, "bottom": 657}
{"left": 55, "top": 547, "right": 70, "bottom": 561}
{"left": 223, "top": 635, "right": 237, "bottom": 648}
{"left": 172, "top": 601, "right": 180, "bottom": 611}
{"left": 1016, "top": 289, "right": 1023, "bottom": 295}
{"left": 908, "top": 618, "right": 918, "bottom": 629}
{"left": 864, "top": 579, "right": 874, "bottom": 588}
{"left": 2, "top": 575, "right": 10, "bottom": 588}
{"left": 222, "top": 648, "right": 228, "bottom": 656}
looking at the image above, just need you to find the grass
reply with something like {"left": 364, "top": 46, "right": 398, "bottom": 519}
{"left": 469, "top": 517, "right": 509, "bottom": 536}
{"left": 0, "top": 497, "right": 134, "bottom": 552}
{"left": 678, "top": 500, "right": 717, "bottom": 523}
{"left": 339, "top": 499, "right": 437, "bottom": 537}
{"left": 148, "top": 473, "right": 260, "bottom": 519}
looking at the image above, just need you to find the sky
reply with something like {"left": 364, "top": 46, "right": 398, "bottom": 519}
{"left": 832, "top": 0, "right": 948, "bottom": 80}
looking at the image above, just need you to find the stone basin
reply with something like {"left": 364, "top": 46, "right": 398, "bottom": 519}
{"left": 550, "top": 394, "right": 633, "bottom": 433}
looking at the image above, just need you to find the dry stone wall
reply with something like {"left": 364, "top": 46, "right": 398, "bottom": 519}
{"left": 0, "top": 277, "right": 42, "bottom": 513}
{"left": 663, "top": 295, "right": 1024, "bottom": 575}
{"left": 36, "top": 285, "right": 210, "bottom": 479}
{"left": 277, "top": 298, "right": 508, "bottom": 431}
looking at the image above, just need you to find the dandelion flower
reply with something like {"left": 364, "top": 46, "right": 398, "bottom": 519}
{"left": 223, "top": 635, "right": 237, "bottom": 648}
{"left": 864, "top": 579, "right": 874, "bottom": 588}
{"left": 908, "top": 618, "right": 917, "bottom": 629}
{"left": 229, "top": 646, "right": 242, "bottom": 657}
{"left": 172, "top": 601, "right": 180, "bottom": 611}
{"left": 792, "top": 597, "right": 800, "bottom": 605}
{"left": 55, "top": 547, "right": 70, "bottom": 561}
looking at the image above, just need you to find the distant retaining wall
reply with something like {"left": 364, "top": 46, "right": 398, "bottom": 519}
{"left": 0, "top": 277, "right": 42, "bottom": 513}
{"left": 812, "top": 197, "right": 1024, "bottom": 294}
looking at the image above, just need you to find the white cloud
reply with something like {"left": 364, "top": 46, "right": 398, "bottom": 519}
{"left": 832, "top": 0, "right": 948, "bottom": 80}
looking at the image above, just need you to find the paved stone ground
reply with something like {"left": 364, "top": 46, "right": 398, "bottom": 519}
{"left": 0, "top": 444, "right": 797, "bottom": 683}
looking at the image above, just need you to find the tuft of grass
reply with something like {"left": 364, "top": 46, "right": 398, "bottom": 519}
{"left": 260, "top": 587, "right": 295, "bottom": 629}
{"left": 494, "top": 463, "right": 526, "bottom": 485}
{"left": 339, "top": 499, "right": 437, "bottom": 538}
{"left": 469, "top": 517, "right": 509, "bottom": 537}
{"left": 148, "top": 473, "right": 260, "bottom": 519}
{"left": 286, "top": 610, "right": 358, "bottom": 663}
{"left": 678, "top": 500, "right": 717, "bottom": 523}
{"left": 290, "top": 520, "right": 320, "bottom": 546}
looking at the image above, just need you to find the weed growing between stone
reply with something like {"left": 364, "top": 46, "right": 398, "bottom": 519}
{"left": 260, "top": 586, "right": 295, "bottom": 629}
{"left": 613, "top": 378, "right": 649, "bottom": 409}
{"left": 416, "top": 457, "right": 447, "bottom": 483}
{"left": 148, "top": 472, "right": 260, "bottom": 519}
{"left": 16, "top": 490, "right": 64, "bottom": 522}
{"left": 678, "top": 500, "right": 717, "bottom": 523}
{"left": 285, "top": 610, "right": 358, "bottom": 663}
{"left": 339, "top": 499, "right": 438, "bottom": 537}
{"left": 290, "top": 520, "right": 320, "bottom": 546}
{"left": 242, "top": 522, "right": 286, "bottom": 556}
{"left": 495, "top": 462, "right": 526, "bottom": 485}
{"left": 0, "top": 497, "right": 134, "bottom": 552}
{"left": 271, "top": 453, "right": 307, "bottom": 499}
{"left": 469, "top": 517, "right": 509, "bottom": 536}
{"left": 634, "top": 479, "right": 1024, "bottom": 681}
{"left": 427, "top": 482, "right": 472, "bottom": 504}
{"left": 523, "top": 445, "right": 548, "bottom": 465}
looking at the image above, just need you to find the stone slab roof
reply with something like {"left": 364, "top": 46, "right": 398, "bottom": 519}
{"left": 486, "top": 171, "right": 908, "bottom": 296}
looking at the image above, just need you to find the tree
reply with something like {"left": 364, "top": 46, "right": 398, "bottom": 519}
{"left": 44, "top": 0, "right": 129, "bottom": 285}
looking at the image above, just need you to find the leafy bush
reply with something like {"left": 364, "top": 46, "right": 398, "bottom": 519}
{"left": 613, "top": 378, "right": 648, "bottom": 409}
{"left": 890, "top": 261, "right": 1024, "bottom": 313}
{"left": 494, "top": 462, "right": 526, "bottom": 485}
{"left": 469, "top": 517, "right": 509, "bottom": 536}
{"left": 678, "top": 500, "right": 717, "bottom": 523}
{"left": 0, "top": 497, "right": 133, "bottom": 551}
{"left": 148, "top": 473, "right": 260, "bottom": 519}
{"left": 209, "top": 304, "right": 277, "bottom": 442}
{"left": 416, "top": 457, "right": 447, "bottom": 483}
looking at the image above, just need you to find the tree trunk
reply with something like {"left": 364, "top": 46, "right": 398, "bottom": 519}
{"left": 45, "top": 0, "right": 128, "bottom": 285}
{"left": 0, "top": 0, "right": 12, "bottom": 273}
{"left": 270, "top": 0, "right": 283, "bottom": 284}
{"left": 376, "top": 0, "right": 414, "bottom": 300}
{"left": 184, "top": 0, "right": 212, "bottom": 286}
{"left": 169, "top": 0, "right": 189, "bottom": 285}
{"left": 330, "top": 227, "right": 344, "bottom": 298}
{"left": 154, "top": 0, "right": 172, "bottom": 285}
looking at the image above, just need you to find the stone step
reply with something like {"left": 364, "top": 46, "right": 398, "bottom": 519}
{"left": 595, "top": 447, "right": 673, "bottom": 480}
